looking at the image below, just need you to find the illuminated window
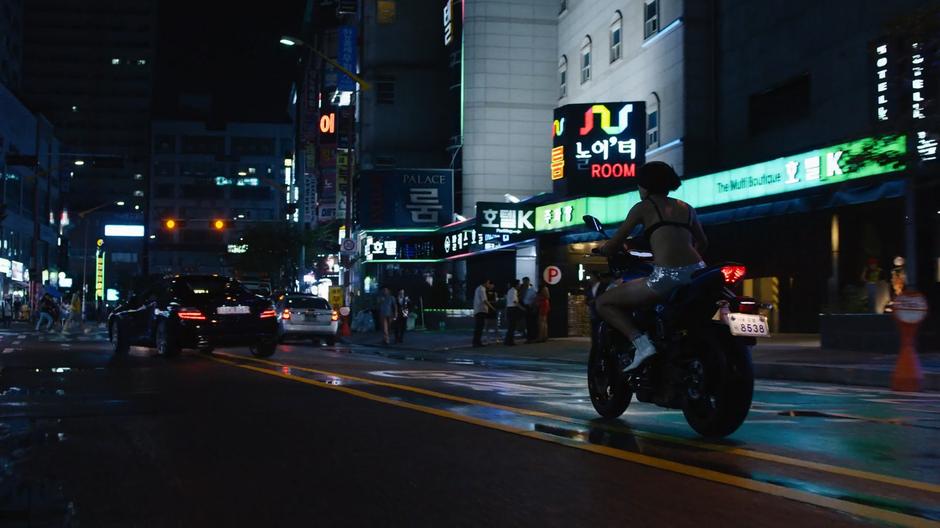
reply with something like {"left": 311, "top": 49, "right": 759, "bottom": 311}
{"left": 644, "top": 0, "right": 659, "bottom": 40}
{"left": 580, "top": 37, "right": 591, "bottom": 84}
{"left": 111, "top": 58, "right": 120, "bottom": 65}
{"left": 647, "top": 92, "right": 660, "bottom": 148}
{"left": 559, "top": 56, "right": 567, "bottom": 98}
{"left": 133, "top": 190, "right": 144, "bottom": 197}
{"left": 137, "top": 59, "right": 146, "bottom": 65}
{"left": 610, "top": 11, "right": 622, "bottom": 63}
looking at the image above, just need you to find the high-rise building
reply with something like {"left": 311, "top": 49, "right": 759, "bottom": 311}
{"left": 0, "top": 0, "right": 23, "bottom": 91}
{"left": 149, "top": 120, "right": 294, "bottom": 276}
{"left": 20, "top": 0, "right": 157, "bottom": 289}
{"left": 21, "top": 0, "right": 155, "bottom": 210}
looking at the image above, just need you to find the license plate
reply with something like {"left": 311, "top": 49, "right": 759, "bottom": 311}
{"left": 217, "top": 305, "right": 250, "bottom": 315}
{"left": 728, "top": 313, "right": 770, "bottom": 337}
{"left": 304, "top": 313, "right": 317, "bottom": 322}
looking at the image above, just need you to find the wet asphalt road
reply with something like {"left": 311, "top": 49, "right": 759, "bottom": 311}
{"left": 0, "top": 328, "right": 938, "bottom": 527}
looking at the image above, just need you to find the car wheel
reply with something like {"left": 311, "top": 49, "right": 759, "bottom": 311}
{"left": 324, "top": 336, "right": 336, "bottom": 346}
{"left": 111, "top": 320, "right": 129, "bottom": 356}
{"left": 249, "top": 339, "right": 277, "bottom": 358}
{"left": 156, "top": 320, "right": 181, "bottom": 358}
{"left": 197, "top": 346, "right": 214, "bottom": 355}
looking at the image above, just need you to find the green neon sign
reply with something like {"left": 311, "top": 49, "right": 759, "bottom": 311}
{"left": 535, "top": 135, "right": 906, "bottom": 231}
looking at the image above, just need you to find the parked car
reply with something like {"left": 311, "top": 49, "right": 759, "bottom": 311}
{"left": 275, "top": 294, "right": 339, "bottom": 345}
{"left": 108, "top": 274, "right": 279, "bottom": 357}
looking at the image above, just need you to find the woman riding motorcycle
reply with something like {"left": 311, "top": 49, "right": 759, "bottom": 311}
{"left": 596, "top": 161, "right": 709, "bottom": 371}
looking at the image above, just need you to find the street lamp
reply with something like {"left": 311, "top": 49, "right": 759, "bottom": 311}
{"left": 278, "top": 35, "right": 371, "bottom": 91}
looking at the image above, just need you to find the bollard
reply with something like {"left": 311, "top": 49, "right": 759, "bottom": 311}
{"left": 890, "top": 290, "right": 928, "bottom": 392}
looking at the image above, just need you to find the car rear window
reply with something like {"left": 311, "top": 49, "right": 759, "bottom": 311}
{"left": 286, "top": 297, "right": 330, "bottom": 310}
{"left": 174, "top": 277, "right": 247, "bottom": 297}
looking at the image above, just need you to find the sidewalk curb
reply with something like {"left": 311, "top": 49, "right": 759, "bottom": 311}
{"left": 753, "top": 362, "right": 940, "bottom": 391}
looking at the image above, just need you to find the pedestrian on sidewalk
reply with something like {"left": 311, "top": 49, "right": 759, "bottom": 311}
{"left": 65, "top": 293, "right": 82, "bottom": 333}
{"left": 504, "top": 280, "right": 522, "bottom": 345}
{"left": 860, "top": 258, "right": 883, "bottom": 313}
{"left": 520, "top": 277, "right": 538, "bottom": 343}
{"left": 35, "top": 294, "right": 56, "bottom": 332}
{"left": 0, "top": 295, "right": 12, "bottom": 328}
{"left": 484, "top": 285, "right": 499, "bottom": 337}
{"left": 393, "top": 289, "right": 410, "bottom": 344}
{"left": 377, "top": 287, "right": 396, "bottom": 345}
{"left": 473, "top": 279, "right": 495, "bottom": 347}
{"left": 536, "top": 283, "right": 551, "bottom": 342}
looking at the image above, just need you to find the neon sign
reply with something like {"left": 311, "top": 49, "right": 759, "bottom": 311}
{"left": 552, "top": 101, "right": 646, "bottom": 197}
{"left": 537, "top": 135, "right": 906, "bottom": 231}
{"left": 319, "top": 112, "right": 335, "bottom": 133}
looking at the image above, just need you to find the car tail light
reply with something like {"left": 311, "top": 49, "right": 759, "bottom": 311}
{"left": 331, "top": 310, "right": 339, "bottom": 321}
{"left": 178, "top": 308, "right": 206, "bottom": 321}
{"left": 282, "top": 309, "right": 292, "bottom": 320}
{"left": 260, "top": 309, "right": 277, "bottom": 319}
{"left": 720, "top": 265, "right": 746, "bottom": 285}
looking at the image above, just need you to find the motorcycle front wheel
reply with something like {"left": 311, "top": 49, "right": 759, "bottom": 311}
{"left": 587, "top": 323, "right": 632, "bottom": 419}
{"left": 681, "top": 324, "right": 754, "bottom": 438}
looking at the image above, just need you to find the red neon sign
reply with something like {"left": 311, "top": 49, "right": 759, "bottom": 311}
{"left": 590, "top": 162, "right": 636, "bottom": 178}
{"left": 319, "top": 113, "right": 336, "bottom": 134}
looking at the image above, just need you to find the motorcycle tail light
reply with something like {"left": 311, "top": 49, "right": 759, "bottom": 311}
{"left": 178, "top": 308, "right": 206, "bottom": 321}
{"left": 331, "top": 310, "right": 339, "bottom": 321}
{"left": 260, "top": 309, "right": 277, "bottom": 319}
{"left": 282, "top": 309, "right": 292, "bottom": 320}
{"left": 720, "top": 265, "right": 746, "bottom": 285}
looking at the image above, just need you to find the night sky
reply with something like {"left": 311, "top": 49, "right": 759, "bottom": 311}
{"left": 154, "top": 0, "right": 308, "bottom": 122}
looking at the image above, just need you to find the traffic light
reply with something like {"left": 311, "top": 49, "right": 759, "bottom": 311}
{"left": 212, "top": 219, "right": 225, "bottom": 230}
{"left": 164, "top": 219, "right": 177, "bottom": 230}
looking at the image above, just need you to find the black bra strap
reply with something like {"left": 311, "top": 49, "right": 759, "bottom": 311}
{"left": 646, "top": 197, "right": 665, "bottom": 222}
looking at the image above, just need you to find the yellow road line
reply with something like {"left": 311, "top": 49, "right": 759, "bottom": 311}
{"left": 212, "top": 351, "right": 940, "bottom": 496}
{"left": 208, "top": 353, "right": 938, "bottom": 528}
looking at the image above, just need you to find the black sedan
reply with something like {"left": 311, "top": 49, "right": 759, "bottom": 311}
{"left": 108, "top": 274, "right": 279, "bottom": 357}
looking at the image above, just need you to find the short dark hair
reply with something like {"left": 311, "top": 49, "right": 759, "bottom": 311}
{"left": 636, "top": 161, "right": 681, "bottom": 194}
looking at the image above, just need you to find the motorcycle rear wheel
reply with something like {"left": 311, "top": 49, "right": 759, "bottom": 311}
{"left": 681, "top": 325, "right": 754, "bottom": 438}
{"left": 587, "top": 323, "right": 632, "bottom": 419}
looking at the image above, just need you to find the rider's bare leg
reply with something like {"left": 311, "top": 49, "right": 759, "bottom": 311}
{"left": 596, "top": 278, "right": 659, "bottom": 340}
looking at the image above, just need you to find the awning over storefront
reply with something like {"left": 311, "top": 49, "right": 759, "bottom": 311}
{"left": 699, "top": 178, "right": 906, "bottom": 225}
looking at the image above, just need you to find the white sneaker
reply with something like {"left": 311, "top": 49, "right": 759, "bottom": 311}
{"left": 623, "top": 334, "right": 657, "bottom": 372}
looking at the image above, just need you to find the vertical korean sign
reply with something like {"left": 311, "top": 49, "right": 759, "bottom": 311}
{"left": 552, "top": 101, "right": 645, "bottom": 197}
{"left": 911, "top": 41, "right": 937, "bottom": 163}
{"left": 95, "top": 251, "right": 105, "bottom": 301}
{"left": 357, "top": 169, "right": 454, "bottom": 228}
{"left": 336, "top": 25, "right": 358, "bottom": 92}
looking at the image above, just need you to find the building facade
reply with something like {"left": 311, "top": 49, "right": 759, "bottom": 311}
{"left": 0, "top": 81, "right": 66, "bottom": 305}
{"left": 20, "top": 0, "right": 157, "bottom": 293}
{"left": 348, "top": 0, "right": 939, "bottom": 340}
{"left": 149, "top": 120, "right": 294, "bottom": 275}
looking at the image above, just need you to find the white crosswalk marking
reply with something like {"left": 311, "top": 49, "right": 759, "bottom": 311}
{"left": 2, "top": 348, "right": 14, "bottom": 354}
{"left": 12, "top": 341, "right": 22, "bottom": 346}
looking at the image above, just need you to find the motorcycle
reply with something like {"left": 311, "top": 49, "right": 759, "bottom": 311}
{"left": 584, "top": 215, "right": 769, "bottom": 438}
